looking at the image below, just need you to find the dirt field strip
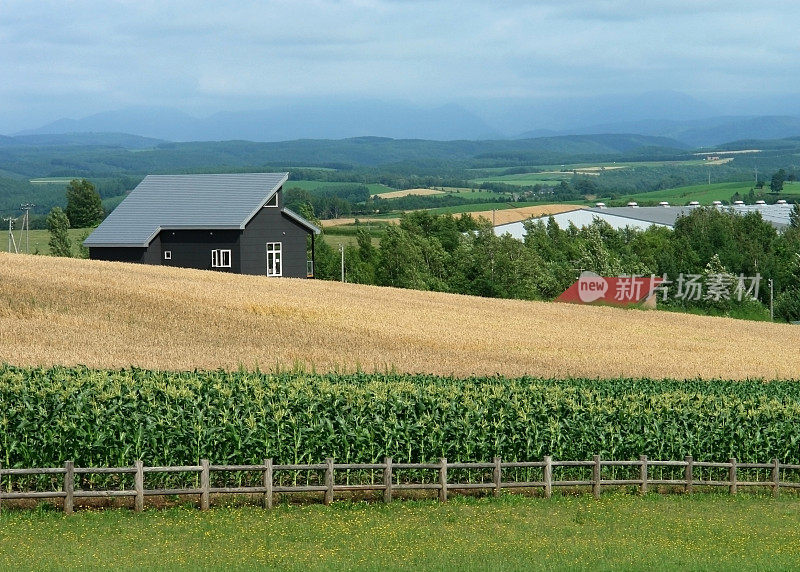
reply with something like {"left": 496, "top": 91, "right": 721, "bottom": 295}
{"left": 1, "top": 253, "right": 798, "bottom": 379}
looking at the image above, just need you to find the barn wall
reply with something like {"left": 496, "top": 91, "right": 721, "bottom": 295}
{"left": 89, "top": 246, "right": 149, "bottom": 263}
{"left": 240, "top": 205, "right": 310, "bottom": 277}
{"left": 160, "top": 229, "right": 241, "bottom": 272}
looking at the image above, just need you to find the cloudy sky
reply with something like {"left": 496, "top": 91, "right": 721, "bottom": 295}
{"left": 1, "top": 0, "right": 799, "bottom": 133}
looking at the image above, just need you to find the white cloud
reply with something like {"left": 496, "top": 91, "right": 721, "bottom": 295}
{"left": 0, "top": 0, "right": 799, "bottom": 131}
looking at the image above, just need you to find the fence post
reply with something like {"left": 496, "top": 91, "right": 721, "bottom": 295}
{"left": 685, "top": 456, "right": 693, "bottom": 494}
{"left": 772, "top": 458, "right": 780, "bottom": 498}
{"left": 324, "top": 458, "right": 334, "bottom": 505}
{"left": 0, "top": 461, "right": 3, "bottom": 514}
{"left": 200, "top": 459, "right": 210, "bottom": 510}
{"left": 492, "top": 457, "right": 501, "bottom": 498}
{"left": 592, "top": 455, "right": 601, "bottom": 499}
{"left": 544, "top": 456, "right": 552, "bottom": 499}
{"left": 729, "top": 458, "right": 737, "bottom": 495}
{"left": 134, "top": 460, "right": 144, "bottom": 512}
{"left": 439, "top": 458, "right": 448, "bottom": 502}
{"left": 63, "top": 461, "right": 74, "bottom": 515}
{"left": 383, "top": 457, "right": 393, "bottom": 503}
{"left": 639, "top": 455, "right": 648, "bottom": 495}
{"left": 263, "top": 459, "right": 273, "bottom": 509}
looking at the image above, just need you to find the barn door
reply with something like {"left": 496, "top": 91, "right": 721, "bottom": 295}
{"left": 266, "top": 242, "right": 282, "bottom": 276}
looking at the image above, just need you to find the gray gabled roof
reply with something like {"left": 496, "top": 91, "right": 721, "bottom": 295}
{"left": 84, "top": 172, "right": 311, "bottom": 247}
{"left": 590, "top": 206, "right": 695, "bottom": 227}
{"left": 282, "top": 207, "right": 321, "bottom": 235}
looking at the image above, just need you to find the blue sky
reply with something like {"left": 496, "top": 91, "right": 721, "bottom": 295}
{"left": 2, "top": 0, "right": 799, "bottom": 133}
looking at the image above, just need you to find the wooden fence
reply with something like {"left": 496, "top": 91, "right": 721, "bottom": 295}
{"left": 2, "top": 455, "right": 799, "bottom": 515}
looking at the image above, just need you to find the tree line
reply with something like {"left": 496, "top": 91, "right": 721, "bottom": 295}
{"left": 311, "top": 206, "right": 800, "bottom": 323}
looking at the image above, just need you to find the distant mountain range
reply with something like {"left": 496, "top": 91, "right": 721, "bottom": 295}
{"left": 15, "top": 101, "right": 501, "bottom": 143}
{"left": 521, "top": 116, "right": 800, "bottom": 148}
{"left": 8, "top": 92, "right": 800, "bottom": 148}
{"left": 0, "top": 132, "right": 164, "bottom": 149}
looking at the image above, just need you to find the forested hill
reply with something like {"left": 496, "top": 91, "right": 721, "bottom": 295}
{"left": 0, "top": 133, "right": 689, "bottom": 178}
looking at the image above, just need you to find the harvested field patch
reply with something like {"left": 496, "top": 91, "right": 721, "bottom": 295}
{"left": 467, "top": 204, "right": 580, "bottom": 225}
{"left": 374, "top": 188, "right": 446, "bottom": 199}
{"left": 1, "top": 253, "right": 798, "bottom": 379}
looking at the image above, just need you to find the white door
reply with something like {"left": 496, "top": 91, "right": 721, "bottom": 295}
{"left": 266, "top": 242, "right": 282, "bottom": 276}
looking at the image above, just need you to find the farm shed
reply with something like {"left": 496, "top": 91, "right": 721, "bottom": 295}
{"left": 494, "top": 203, "right": 794, "bottom": 240}
{"left": 84, "top": 172, "right": 320, "bottom": 278}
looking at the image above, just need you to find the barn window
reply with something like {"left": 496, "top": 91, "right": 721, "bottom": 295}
{"left": 265, "top": 193, "right": 278, "bottom": 207}
{"left": 211, "top": 249, "right": 232, "bottom": 268}
{"left": 164, "top": 250, "right": 172, "bottom": 260}
{"left": 266, "top": 242, "right": 282, "bottom": 276}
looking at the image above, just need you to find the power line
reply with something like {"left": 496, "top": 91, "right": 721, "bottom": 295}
{"left": 3, "top": 216, "right": 18, "bottom": 254}
{"left": 20, "top": 203, "right": 34, "bottom": 254}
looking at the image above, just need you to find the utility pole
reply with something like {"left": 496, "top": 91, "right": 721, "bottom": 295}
{"left": 3, "top": 216, "right": 18, "bottom": 254}
{"left": 339, "top": 243, "right": 345, "bottom": 283}
{"left": 20, "top": 203, "right": 34, "bottom": 254}
{"left": 769, "top": 278, "right": 774, "bottom": 322}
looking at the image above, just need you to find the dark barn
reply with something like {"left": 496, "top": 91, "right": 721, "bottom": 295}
{"left": 84, "top": 173, "right": 320, "bottom": 278}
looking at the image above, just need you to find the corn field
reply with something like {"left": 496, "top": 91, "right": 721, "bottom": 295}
{"left": 3, "top": 365, "right": 800, "bottom": 477}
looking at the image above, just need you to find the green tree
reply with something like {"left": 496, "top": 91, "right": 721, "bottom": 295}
{"left": 312, "top": 236, "right": 341, "bottom": 281}
{"left": 770, "top": 169, "right": 786, "bottom": 194}
{"left": 47, "top": 207, "right": 73, "bottom": 257}
{"left": 790, "top": 203, "right": 800, "bottom": 229}
{"left": 65, "top": 178, "right": 103, "bottom": 228}
{"left": 775, "top": 290, "right": 800, "bottom": 322}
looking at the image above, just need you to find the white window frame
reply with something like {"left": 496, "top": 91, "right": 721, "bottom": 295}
{"left": 164, "top": 250, "right": 172, "bottom": 260}
{"left": 264, "top": 193, "right": 278, "bottom": 207}
{"left": 211, "top": 249, "right": 232, "bottom": 268}
{"left": 266, "top": 242, "right": 282, "bottom": 277}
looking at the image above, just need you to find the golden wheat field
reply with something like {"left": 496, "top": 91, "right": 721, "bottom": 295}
{"left": 1, "top": 252, "right": 798, "bottom": 379}
{"left": 463, "top": 204, "right": 580, "bottom": 226}
{"left": 319, "top": 204, "right": 579, "bottom": 228}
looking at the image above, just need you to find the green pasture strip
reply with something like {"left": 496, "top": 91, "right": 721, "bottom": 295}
{"left": 1, "top": 494, "right": 799, "bottom": 570}
{"left": 471, "top": 174, "right": 568, "bottom": 185}
{"left": 320, "top": 233, "right": 380, "bottom": 249}
{"left": 28, "top": 178, "right": 77, "bottom": 185}
{"left": 4, "top": 228, "right": 91, "bottom": 256}
{"left": 285, "top": 180, "right": 392, "bottom": 194}
{"left": 378, "top": 190, "right": 502, "bottom": 201}
{"left": 601, "top": 180, "right": 800, "bottom": 206}
{"left": 423, "top": 201, "right": 543, "bottom": 215}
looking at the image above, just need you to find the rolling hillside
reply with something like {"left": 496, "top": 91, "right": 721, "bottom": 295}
{"left": 1, "top": 253, "right": 798, "bottom": 379}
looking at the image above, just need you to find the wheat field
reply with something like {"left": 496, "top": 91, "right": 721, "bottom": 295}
{"left": 320, "top": 204, "right": 579, "bottom": 228}
{"left": 1, "top": 252, "right": 798, "bottom": 379}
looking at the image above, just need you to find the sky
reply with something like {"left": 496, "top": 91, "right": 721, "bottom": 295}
{"left": 2, "top": 0, "right": 799, "bottom": 134}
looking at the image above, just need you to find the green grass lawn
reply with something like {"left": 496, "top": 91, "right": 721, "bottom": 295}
{"left": 4, "top": 228, "right": 91, "bottom": 256}
{"left": 471, "top": 173, "right": 568, "bottom": 186}
{"left": 1, "top": 493, "right": 799, "bottom": 570}
{"left": 424, "top": 201, "right": 542, "bottom": 215}
{"left": 28, "top": 177, "right": 77, "bottom": 185}
{"left": 598, "top": 180, "right": 800, "bottom": 206}
{"left": 285, "top": 180, "right": 392, "bottom": 194}
{"left": 320, "top": 233, "right": 381, "bottom": 249}
{"left": 470, "top": 160, "right": 731, "bottom": 188}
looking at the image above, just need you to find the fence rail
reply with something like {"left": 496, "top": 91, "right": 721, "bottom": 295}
{"left": 0, "top": 455, "right": 797, "bottom": 514}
